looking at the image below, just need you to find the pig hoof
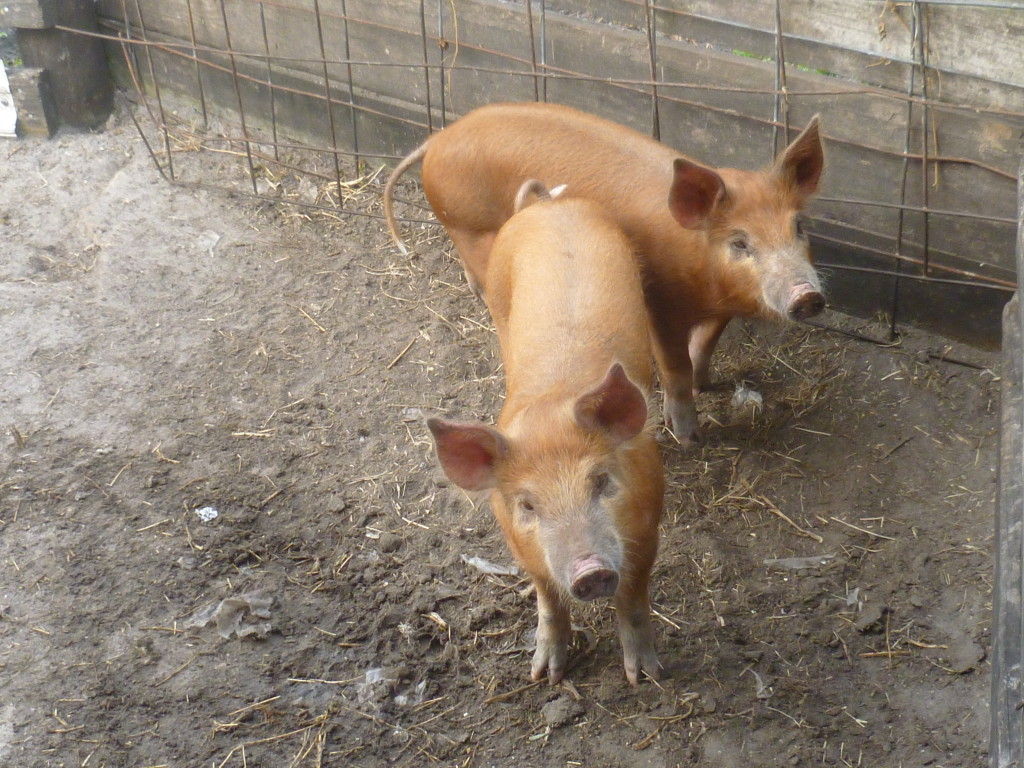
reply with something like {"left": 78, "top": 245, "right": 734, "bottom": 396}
{"left": 621, "top": 638, "right": 660, "bottom": 686}
{"left": 623, "top": 644, "right": 660, "bottom": 686}
{"left": 531, "top": 623, "right": 570, "bottom": 684}
{"left": 675, "top": 427, "right": 702, "bottom": 448}
{"left": 531, "top": 652, "right": 566, "bottom": 685}
{"left": 619, "top": 610, "right": 659, "bottom": 685}
{"left": 664, "top": 398, "right": 701, "bottom": 447}
{"left": 664, "top": 418, "right": 702, "bottom": 448}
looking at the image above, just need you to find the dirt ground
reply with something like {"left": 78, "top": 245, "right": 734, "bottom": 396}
{"left": 0, "top": 104, "right": 999, "bottom": 768}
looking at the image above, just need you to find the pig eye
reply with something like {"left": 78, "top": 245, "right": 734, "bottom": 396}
{"left": 518, "top": 497, "right": 537, "bottom": 516}
{"left": 730, "top": 236, "right": 751, "bottom": 257}
{"left": 592, "top": 471, "right": 613, "bottom": 497}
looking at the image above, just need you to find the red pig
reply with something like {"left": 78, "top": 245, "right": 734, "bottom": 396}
{"left": 385, "top": 102, "right": 825, "bottom": 445}
{"left": 427, "top": 181, "right": 663, "bottom": 685}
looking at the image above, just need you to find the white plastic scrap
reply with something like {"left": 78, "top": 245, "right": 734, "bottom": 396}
{"left": 186, "top": 593, "right": 273, "bottom": 639}
{"left": 742, "top": 668, "right": 773, "bottom": 700}
{"left": 356, "top": 667, "right": 398, "bottom": 704}
{"left": 461, "top": 554, "right": 519, "bottom": 577}
{"left": 196, "top": 230, "right": 222, "bottom": 256}
{"left": 394, "top": 680, "right": 428, "bottom": 707}
{"left": 732, "top": 382, "right": 763, "bottom": 410}
{"left": 194, "top": 506, "right": 219, "bottom": 523}
{"left": 763, "top": 554, "right": 835, "bottom": 570}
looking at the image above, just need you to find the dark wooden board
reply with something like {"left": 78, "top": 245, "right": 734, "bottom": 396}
{"left": 993, "top": 296, "right": 1023, "bottom": 761}
{"left": 547, "top": 1, "right": 1024, "bottom": 116}
{"left": 15, "top": 0, "right": 113, "bottom": 129}
{"left": 6, "top": 66, "right": 56, "bottom": 137}
{"left": 992, "top": 155, "right": 1024, "bottom": 768}
{"left": 0, "top": 0, "right": 58, "bottom": 29}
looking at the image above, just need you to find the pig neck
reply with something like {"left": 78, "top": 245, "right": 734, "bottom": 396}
{"left": 640, "top": 177, "right": 769, "bottom": 324}
{"left": 602, "top": 162, "right": 744, "bottom": 326}
{"left": 496, "top": 390, "right": 577, "bottom": 445}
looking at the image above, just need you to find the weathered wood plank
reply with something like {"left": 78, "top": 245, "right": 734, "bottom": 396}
{"left": 6, "top": 66, "right": 57, "bottom": 136}
{"left": 994, "top": 292, "right": 1024, "bottom": 754}
{"left": 0, "top": 0, "right": 57, "bottom": 29}
{"left": 96, "top": 0, "right": 1021, "bottom": 277}
{"left": 94, "top": 0, "right": 1020, "bottom": 348}
{"left": 547, "top": 0, "right": 1024, "bottom": 114}
{"left": 15, "top": 0, "right": 113, "bottom": 129}
{"left": 97, "top": 0, "right": 1024, "bottom": 171}
{"left": 653, "top": 0, "right": 1024, "bottom": 92}
{"left": 991, "top": 153, "right": 1024, "bottom": 757}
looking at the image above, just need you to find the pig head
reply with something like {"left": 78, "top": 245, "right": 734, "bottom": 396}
{"left": 667, "top": 117, "right": 826, "bottom": 324}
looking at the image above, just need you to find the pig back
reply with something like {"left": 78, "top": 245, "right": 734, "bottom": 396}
{"left": 485, "top": 197, "right": 652, "bottom": 399}
{"left": 420, "top": 102, "right": 685, "bottom": 264}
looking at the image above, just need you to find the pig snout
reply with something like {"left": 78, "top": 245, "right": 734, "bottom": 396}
{"left": 787, "top": 283, "right": 825, "bottom": 321}
{"left": 570, "top": 556, "right": 620, "bottom": 601}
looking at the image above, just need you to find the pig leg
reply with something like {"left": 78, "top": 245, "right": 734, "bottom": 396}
{"left": 445, "top": 230, "right": 495, "bottom": 300}
{"left": 688, "top": 317, "right": 730, "bottom": 394}
{"left": 614, "top": 558, "right": 659, "bottom": 685}
{"left": 531, "top": 579, "right": 572, "bottom": 684}
{"left": 650, "top": 335, "right": 699, "bottom": 446}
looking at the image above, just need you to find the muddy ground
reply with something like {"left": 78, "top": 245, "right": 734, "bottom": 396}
{"left": 0, "top": 105, "right": 999, "bottom": 767}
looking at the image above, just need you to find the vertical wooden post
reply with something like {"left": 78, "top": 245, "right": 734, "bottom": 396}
{"left": 992, "top": 152, "right": 1024, "bottom": 768}
{"left": 2, "top": 0, "right": 114, "bottom": 131}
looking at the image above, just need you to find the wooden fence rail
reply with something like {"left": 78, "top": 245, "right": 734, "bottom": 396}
{"left": 90, "top": 0, "right": 1024, "bottom": 346}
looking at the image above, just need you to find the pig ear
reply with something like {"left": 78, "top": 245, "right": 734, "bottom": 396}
{"left": 574, "top": 363, "right": 648, "bottom": 444}
{"left": 427, "top": 417, "right": 507, "bottom": 491}
{"left": 514, "top": 178, "right": 552, "bottom": 212}
{"left": 774, "top": 115, "right": 824, "bottom": 198}
{"left": 668, "top": 158, "right": 727, "bottom": 230}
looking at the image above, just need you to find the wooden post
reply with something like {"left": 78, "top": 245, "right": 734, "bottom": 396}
{"left": 5, "top": 68, "right": 58, "bottom": 137}
{"left": 992, "top": 152, "right": 1024, "bottom": 768}
{"left": 1, "top": 0, "right": 114, "bottom": 132}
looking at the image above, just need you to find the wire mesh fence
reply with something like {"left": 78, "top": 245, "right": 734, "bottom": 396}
{"left": 83, "top": 0, "right": 1023, "bottom": 342}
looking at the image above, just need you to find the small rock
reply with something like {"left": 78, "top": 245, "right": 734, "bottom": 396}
{"left": 908, "top": 587, "right": 927, "bottom": 608}
{"left": 254, "top": 178, "right": 280, "bottom": 197}
{"left": 854, "top": 602, "right": 887, "bottom": 632}
{"left": 297, "top": 176, "right": 319, "bottom": 204}
{"left": 541, "top": 694, "right": 584, "bottom": 729}
{"left": 536, "top": 696, "right": 585, "bottom": 729}
{"left": 948, "top": 638, "right": 986, "bottom": 674}
{"left": 196, "top": 230, "right": 222, "bottom": 254}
